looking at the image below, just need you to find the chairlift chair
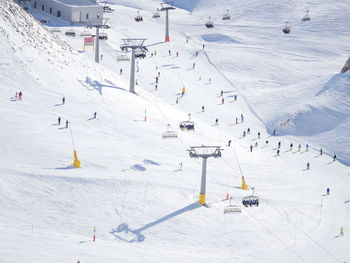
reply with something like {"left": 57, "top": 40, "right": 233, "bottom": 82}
{"left": 65, "top": 30, "right": 76, "bottom": 37}
{"left": 282, "top": 22, "right": 291, "bottom": 34}
{"left": 205, "top": 17, "right": 214, "bottom": 28}
{"left": 301, "top": 10, "right": 311, "bottom": 21}
{"left": 162, "top": 124, "right": 178, "bottom": 139}
{"left": 135, "top": 50, "right": 146, "bottom": 58}
{"left": 152, "top": 9, "right": 160, "bottom": 18}
{"left": 117, "top": 51, "right": 130, "bottom": 62}
{"left": 80, "top": 30, "right": 92, "bottom": 36}
{"left": 99, "top": 32, "right": 108, "bottom": 40}
{"left": 224, "top": 197, "right": 242, "bottom": 214}
{"left": 179, "top": 114, "right": 194, "bottom": 131}
{"left": 222, "top": 10, "right": 231, "bottom": 20}
{"left": 135, "top": 11, "right": 143, "bottom": 22}
{"left": 242, "top": 195, "right": 259, "bottom": 207}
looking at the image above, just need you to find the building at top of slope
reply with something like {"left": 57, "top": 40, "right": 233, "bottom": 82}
{"left": 31, "top": 0, "right": 103, "bottom": 24}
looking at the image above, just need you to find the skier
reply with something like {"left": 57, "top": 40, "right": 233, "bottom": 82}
{"left": 179, "top": 162, "right": 183, "bottom": 171}
{"left": 290, "top": 143, "right": 293, "bottom": 151}
{"left": 155, "top": 84, "right": 158, "bottom": 90}
{"left": 234, "top": 95, "right": 237, "bottom": 101}
{"left": 202, "top": 105, "right": 205, "bottom": 112}
{"left": 15, "top": 92, "right": 18, "bottom": 99}
{"left": 18, "top": 91, "right": 23, "bottom": 100}
{"left": 221, "top": 98, "right": 225, "bottom": 104}
{"left": 306, "top": 144, "right": 309, "bottom": 151}
{"left": 228, "top": 140, "right": 231, "bottom": 147}
{"left": 257, "top": 132, "right": 261, "bottom": 139}
{"left": 154, "top": 50, "right": 157, "bottom": 56}
{"left": 273, "top": 129, "right": 276, "bottom": 136}
{"left": 215, "top": 118, "right": 219, "bottom": 125}
{"left": 265, "top": 140, "right": 269, "bottom": 147}
{"left": 176, "top": 97, "right": 178, "bottom": 104}
{"left": 241, "top": 113, "right": 244, "bottom": 123}
{"left": 254, "top": 142, "right": 258, "bottom": 147}
{"left": 277, "top": 149, "right": 280, "bottom": 156}
{"left": 209, "top": 78, "right": 211, "bottom": 84}
{"left": 195, "top": 51, "right": 198, "bottom": 57}
{"left": 62, "top": 97, "right": 65, "bottom": 105}
{"left": 120, "top": 68, "right": 123, "bottom": 75}
{"left": 243, "top": 131, "right": 246, "bottom": 137}
{"left": 202, "top": 44, "right": 205, "bottom": 50}
{"left": 181, "top": 87, "right": 185, "bottom": 97}
{"left": 168, "top": 50, "right": 171, "bottom": 56}
{"left": 326, "top": 187, "right": 330, "bottom": 195}
{"left": 100, "top": 54, "right": 103, "bottom": 60}
{"left": 333, "top": 154, "right": 336, "bottom": 162}
{"left": 306, "top": 162, "right": 310, "bottom": 170}
{"left": 298, "top": 144, "right": 301, "bottom": 151}
{"left": 193, "top": 63, "right": 196, "bottom": 69}
{"left": 58, "top": 116, "right": 61, "bottom": 125}
{"left": 235, "top": 117, "right": 238, "bottom": 124}
{"left": 186, "top": 38, "right": 188, "bottom": 44}
{"left": 158, "top": 72, "right": 160, "bottom": 77}
{"left": 155, "top": 76, "right": 159, "bottom": 83}
{"left": 65, "top": 120, "right": 69, "bottom": 128}
{"left": 250, "top": 145, "right": 253, "bottom": 152}
{"left": 278, "top": 141, "right": 281, "bottom": 149}
{"left": 93, "top": 112, "right": 97, "bottom": 119}
{"left": 176, "top": 51, "right": 179, "bottom": 57}
{"left": 247, "top": 128, "right": 250, "bottom": 134}
{"left": 340, "top": 227, "right": 344, "bottom": 236}
{"left": 320, "top": 148, "right": 323, "bottom": 155}
{"left": 220, "top": 90, "right": 224, "bottom": 97}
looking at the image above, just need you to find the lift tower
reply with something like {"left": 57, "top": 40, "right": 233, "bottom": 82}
{"left": 188, "top": 146, "right": 223, "bottom": 205}
{"left": 160, "top": 2, "right": 176, "bottom": 42}
{"left": 120, "top": 39, "right": 148, "bottom": 93}
{"left": 87, "top": 18, "right": 109, "bottom": 63}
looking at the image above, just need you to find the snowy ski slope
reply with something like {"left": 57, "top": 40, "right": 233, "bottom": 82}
{"left": 0, "top": 0, "right": 350, "bottom": 262}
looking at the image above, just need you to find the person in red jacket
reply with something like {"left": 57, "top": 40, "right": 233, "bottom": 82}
{"left": 18, "top": 91, "right": 23, "bottom": 100}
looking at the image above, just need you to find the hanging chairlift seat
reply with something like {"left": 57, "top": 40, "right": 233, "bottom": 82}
{"left": 282, "top": 23, "right": 291, "bottom": 34}
{"left": 152, "top": 11, "right": 160, "bottom": 18}
{"left": 80, "top": 30, "right": 92, "bottom": 36}
{"left": 65, "top": 30, "right": 76, "bottom": 37}
{"left": 117, "top": 53, "right": 130, "bottom": 62}
{"left": 205, "top": 17, "right": 214, "bottom": 28}
{"left": 242, "top": 195, "right": 259, "bottom": 207}
{"left": 179, "top": 120, "right": 195, "bottom": 131}
{"left": 99, "top": 32, "right": 108, "bottom": 40}
{"left": 224, "top": 198, "right": 241, "bottom": 214}
{"left": 135, "top": 50, "right": 146, "bottom": 58}
{"left": 135, "top": 11, "right": 143, "bottom": 22}
{"left": 222, "top": 10, "right": 231, "bottom": 20}
{"left": 162, "top": 125, "right": 178, "bottom": 139}
{"left": 302, "top": 15, "right": 310, "bottom": 21}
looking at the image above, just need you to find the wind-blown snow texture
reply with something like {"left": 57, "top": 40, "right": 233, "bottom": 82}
{"left": 1, "top": 0, "right": 349, "bottom": 262}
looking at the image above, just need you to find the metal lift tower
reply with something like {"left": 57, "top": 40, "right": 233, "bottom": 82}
{"left": 188, "top": 146, "right": 223, "bottom": 205}
{"left": 160, "top": 2, "right": 176, "bottom": 42}
{"left": 120, "top": 39, "right": 148, "bottom": 93}
{"left": 87, "top": 18, "right": 109, "bottom": 63}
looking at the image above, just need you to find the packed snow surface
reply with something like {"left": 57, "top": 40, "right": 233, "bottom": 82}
{"left": 1, "top": 0, "right": 350, "bottom": 262}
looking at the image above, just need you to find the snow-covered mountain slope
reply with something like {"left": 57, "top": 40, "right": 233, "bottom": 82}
{"left": 1, "top": 0, "right": 350, "bottom": 262}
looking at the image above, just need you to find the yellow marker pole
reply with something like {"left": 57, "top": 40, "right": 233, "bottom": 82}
{"left": 74, "top": 150, "right": 81, "bottom": 168}
{"left": 242, "top": 176, "right": 248, "bottom": 190}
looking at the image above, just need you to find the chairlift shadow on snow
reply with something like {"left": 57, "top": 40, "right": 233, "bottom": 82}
{"left": 143, "top": 159, "right": 160, "bottom": 166}
{"left": 55, "top": 165, "right": 75, "bottom": 170}
{"left": 54, "top": 103, "right": 64, "bottom": 107}
{"left": 51, "top": 123, "right": 59, "bottom": 126}
{"left": 109, "top": 202, "right": 201, "bottom": 243}
{"left": 344, "top": 200, "right": 350, "bottom": 204}
{"left": 58, "top": 127, "right": 68, "bottom": 130}
{"left": 130, "top": 164, "right": 146, "bottom": 171}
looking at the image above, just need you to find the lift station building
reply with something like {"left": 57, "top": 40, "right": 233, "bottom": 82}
{"left": 32, "top": 0, "right": 103, "bottom": 24}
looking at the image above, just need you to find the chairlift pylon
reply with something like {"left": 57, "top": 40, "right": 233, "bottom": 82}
{"left": 135, "top": 11, "right": 143, "bottom": 22}
{"left": 162, "top": 124, "right": 178, "bottom": 139}
{"left": 282, "top": 22, "right": 291, "bottom": 34}
{"left": 301, "top": 10, "right": 311, "bottom": 21}
{"left": 205, "top": 17, "right": 214, "bottom": 28}
{"left": 222, "top": 10, "right": 231, "bottom": 20}
{"left": 224, "top": 197, "right": 242, "bottom": 214}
